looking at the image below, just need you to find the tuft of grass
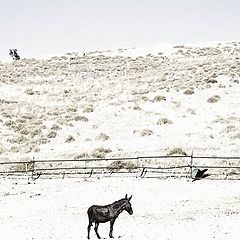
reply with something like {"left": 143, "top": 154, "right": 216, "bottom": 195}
{"left": 73, "top": 153, "right": 90, "bottom": 160}
{"left": 10, "top": 146, "right": 21, "bottom": 153}
{"left": 47, "top": 131, "right": 57, "bottom": 138}
{"left": 153, "top": 95, "right": 166, "bottom": 102}
{"left": 230, "top": 133, "right": 240, "bottom": 140}
{"left": 30, "top": 128, "right": 42, "bottom": 138}
{"left": 221, "top": 125, "right": 237, "bottom": 133}
{"left": 207, "top": 95, "right": 221, "bottom": 103}
{"left": 186, "top": 108, "right": 196, "bottom": 115}
{"left": 50, "top": 124, "right": 61, "bottom": 131}
{"left": 4, "top": 120, "right": 16, "bottom": 127}
{"left": 67, "top": 106, "right": 78, "bottom": 112}
{"left": 140, "top": 129, "right": 154, "bottom": 136}
{"left": 157, "top": 118, "right": 173, "bottom": 125}
{"left": 167, "top": 148, "right": 187, "bottom": 156}
{"left": 65, "top": 135, "right": 75, "bottom": 143}
{"left": 183, "top": 89, "right": 194, "bottom": 95}
{"left": 205, "top": 78, "right": 218, "bottom": 84}
{"left": 25, "top": 88, "right": 35, "bottom": 95}
{"left": 107, "top": 160, "right": 137, "bottom": 172}
{"left": 133, "top": 105, "right": 141, "bottom": 111}
{"left": 83, "top": 105, "right": 94, "bottom": 113}
{"left": 74, "top": 115, "right": 89, "bottom": 122}
{"left": 91, "top": 147, "right": 112, "bottom": 158}
{"left": 96, "top": 133, "right": 110, "bottom": 141}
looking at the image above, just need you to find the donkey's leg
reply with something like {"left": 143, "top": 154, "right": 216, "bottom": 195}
{"left": 94, "top": 222, "right": 101, "bottom": 239}
{"left": 109, "top": 218, "right": 116, "bottom": 238}
{"left": 87, "top": 219, "right": 93, "bottom": 239}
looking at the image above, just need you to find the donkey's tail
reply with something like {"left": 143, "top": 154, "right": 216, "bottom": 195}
{"left": 87, "top": 207, "right": 94, "bottom": 226}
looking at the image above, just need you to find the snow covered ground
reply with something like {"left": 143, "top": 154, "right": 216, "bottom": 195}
{"left": 0, "top": 177, "right": 240, "bottom": 240}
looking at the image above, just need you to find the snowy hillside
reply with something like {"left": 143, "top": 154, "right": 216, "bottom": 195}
{"left": 0, "top": 41, "right": 240, "bottom": 162}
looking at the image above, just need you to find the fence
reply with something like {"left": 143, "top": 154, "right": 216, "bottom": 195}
{"left": 0, "top": 154, "right": 240, "bottom": 180}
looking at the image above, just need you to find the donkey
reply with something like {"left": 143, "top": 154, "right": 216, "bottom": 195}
{"left": 87, "top": 194, "right": 133, "bottom": 239}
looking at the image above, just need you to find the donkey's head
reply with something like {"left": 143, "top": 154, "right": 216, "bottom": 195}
{"left": 123, "top": 194, "right": 133, "bottom": 215}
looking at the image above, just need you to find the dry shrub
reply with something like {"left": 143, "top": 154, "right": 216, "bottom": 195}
{"left": 67, "top": 106, "right": 78, "bottom": 112}
{"left": 25, "top": 88, "right": 35, "bottom": 95}
{"left": 30, "top": 128, "right": 42, "bottom": 138}
{"left": 96, "top": 133, "right": 110, "bottom": 141}
{"left": 134, "top": 95, "right": 150, "bottom": 102}
{"left": 221, "top": 125, "right": 237, "bottom": 133}
{"left": 133, "top": 105, "right": 141, "bottom": 111}
{"left": 47, "top": 131, "right": 57, "bottom": 138}
{"left": 4, "top": 120, "right": 16, "bottom": 127}
{"left": 12, "top": 123, "right": 25, "bottom": 132}
{"left": 91, "top": 147, "right": 112, "bottom": 158}
{"left": 83, "top": 105, "right": 94, "bottom": 113}
{"left": 34, "top": 136, "right": 50, "bottom": 145}
{"left": 74, "top": 153, "right": 90, "bottom": 160}
{"left": 157, "top": 118, "right": 173, "bottom": 125}
{"left": 140, "top": 129, "right": 154, "bottom": 136}
{"left": 186, "top": 108, "right": 196, "bottom": 115}
{"left": 10, "top": 146, "right": 21, "bottom": 153}
{"left": 207, "top": 95, "right": 221, "bottom": 103}
{"left": 50, "top": 124, "right": 61, "bottom": 131}
{"left": 171, "top": 101, "right": 181, "bottom": 108}
{"left": 205, "top": 78, "right": 218, "bottom": 84}
{"left": 107, "top": 160, "right": 137, "bottom": 172}
{"left": 183, "top": 89, "right": 194, "bottom": 95}
{"left": 153, "top": 95, "right": 166, "bottom": 102}
{"left": 20, "top": 128, "right": 30, "bottom": 135}
{"left": 65, "top": 135, "right": 75, "bottom": 143}
{"left": 16, "top": 118, "right": 27, "bottom": 124}
{"left": 21, "top": 114, "right": 34, "bottom": 120}
{"left": 167, "top": 148, "right": 187, "bottom": 156}
{"left": 0, "top": 146, "right": 4, "bottom": 154}
{"left": 74, "top": 115, "right": 89, "bottom": 122}
{"left": 47, "top": 111, "right": 59, "bottom": 116}
{"left": 7, "top": 135, "right": 28, "bottom": 144}
{"left": 14, "top": 135, "right": 28, "bottom": 144}
{"left": 230, "top": 133, "right": 240, "bottom": 140}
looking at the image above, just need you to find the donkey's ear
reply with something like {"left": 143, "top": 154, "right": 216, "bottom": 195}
{"left": 128, "top": 195, "right": 132, "bottom": 201}
{"left": 125, "top": 194, "right": 128, "bottom": 199}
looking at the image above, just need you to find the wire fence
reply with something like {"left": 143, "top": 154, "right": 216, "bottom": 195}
{"left": 0, "top": 154, "right": 240, "bottom": 180}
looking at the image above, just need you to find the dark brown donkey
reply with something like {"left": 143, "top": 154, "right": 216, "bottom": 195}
{"left": 87, "top": 194, "right": 133, "bottom": 239}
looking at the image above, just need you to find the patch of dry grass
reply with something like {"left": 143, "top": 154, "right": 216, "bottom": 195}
{"left": 167, "top": 148, "right": 187, "bottom": 156}
{"left": 107, "top": 160, "right": 137, "bottom": 172}
{"left": 133, "top": 129, "right": 154, "bottom": 137}
{"left": 83, "top": 105, "right": 94, "bottom": 113}
{"left": 157, "top": 118, "right": 173, "bottom": 125}
{"left": 47, "top": 131, "right": 57, "bottom": 138}
{"left": 153, "top": 95, "right": 166, "bottom": 102}
{"left": 74, "top": 115, "right": 89, "bottom": 122}
{"left": 65, "top": 135, "right": 75, "bottom": 143}
{"left": 207, "top": 95, "right": 221, "bottom": 103}
{"left": 50, "top": 124, "right": 61, "bottom": 131}
{"left": 73, "top": 153, "right": 90, "bottom": 160}
{"left": 95, "top": 133, "right": 110, "bottom": 141}
{"left": 91, "top": 147, "right": 112, "bottom": 158}
{"left": 183, "top": 89, "right": 194, "bottom": 95}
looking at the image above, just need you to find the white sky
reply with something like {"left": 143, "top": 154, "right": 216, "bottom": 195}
{"left": 0, "top": 0, "right": 240, "bottom": 60}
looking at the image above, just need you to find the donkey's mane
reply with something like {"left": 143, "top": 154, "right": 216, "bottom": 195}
{"left": 112, "top": 198, "right": 126, "bottom": 209}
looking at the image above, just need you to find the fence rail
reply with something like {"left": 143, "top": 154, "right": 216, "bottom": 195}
{"left": 0, "top": 154, "right": 240, "bottom": 180}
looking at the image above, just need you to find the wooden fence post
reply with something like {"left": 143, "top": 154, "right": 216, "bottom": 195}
{"left": 190, "top": 151, "right": 194, "bottom": 179}
{"left": 84, "top": 160, "right": 86, "bottom": 180}
{"left": 31, "top": 157, "right": 35, "bottom": 181}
